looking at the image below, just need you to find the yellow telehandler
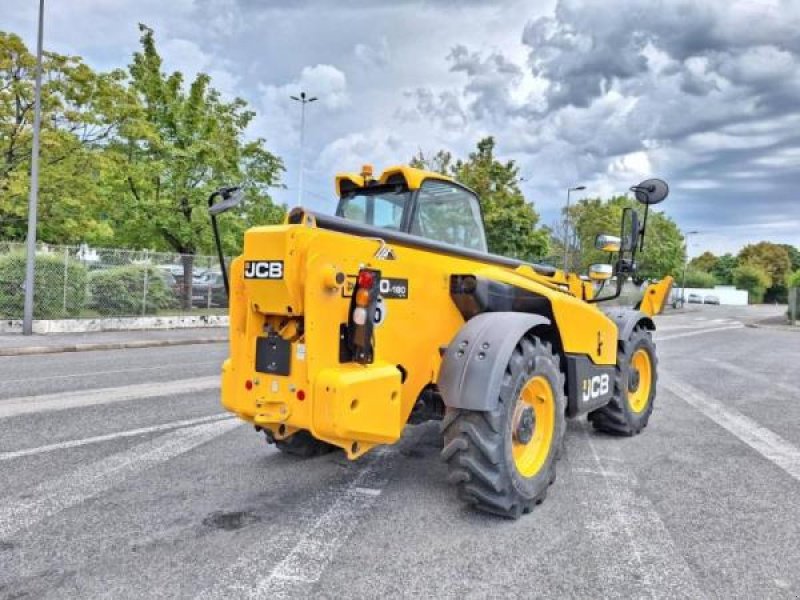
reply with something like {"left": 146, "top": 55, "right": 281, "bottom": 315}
{"left": 208, "top": 166, "right": 673, "bottom": 518}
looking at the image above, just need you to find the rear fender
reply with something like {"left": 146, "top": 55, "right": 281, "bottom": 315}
{"left": 438, "top": 312, "right": 551, "bottom": 411}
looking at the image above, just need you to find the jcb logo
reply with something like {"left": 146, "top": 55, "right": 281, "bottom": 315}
{"left": 244, "top": 261, "right": 284, "bottom": 280}
{"left": 582, "top": 374, "right": 610, "bottom": 402}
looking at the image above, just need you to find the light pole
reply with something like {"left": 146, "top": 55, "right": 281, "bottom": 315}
{"left": 563, "top": 185, "right": 586, "bottom": 271}
{"left": 290, "top": 91, "right": 317, "bottom": 202}
{"left": 680, "top": 230, "right": 700, "bottom": 308}
{"left": 23, "top": 0, "right": 45, "bottom": 336}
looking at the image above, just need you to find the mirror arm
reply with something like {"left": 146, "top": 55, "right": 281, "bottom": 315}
{"left": 639, "top": 204, "right": 650, "bottom": 252}
{"left": 208, "top": 190, "right": 231, "bottom": 298}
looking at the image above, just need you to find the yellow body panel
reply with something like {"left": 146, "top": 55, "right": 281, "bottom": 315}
{"left": 639, "top": 276, "right": 674, "bottom": 317}
{"left": 221, "top": 220, "right": 620, "bottom": 459}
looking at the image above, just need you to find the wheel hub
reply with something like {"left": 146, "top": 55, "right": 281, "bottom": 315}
{"left": 629, "top": 368, "right": 640, "bottom": 393}
{"left": 515, "top": 406, "right": 536, "bottom": 445}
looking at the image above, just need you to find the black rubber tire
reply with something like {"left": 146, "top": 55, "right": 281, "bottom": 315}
{"left": 588, "top": 325, "right": 657, "bottom": 436}
{"left": 273, "top": 430, "right": 337, "bottom": 458}
{"left": 440, "top": 335, "right": 566, "bottom": 519}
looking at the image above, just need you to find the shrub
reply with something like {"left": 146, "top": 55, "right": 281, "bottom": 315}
{"left": 787, "top": 270, "right": 800, "bottom": 288}
{"left": 683, "top": 269, "right": 717, "bottom": 289}
{"left": 89, "top": 265, "right": 177, "bottom": 315}
{"left": 0, "top": 251, "right": 88, "bottom": 318}
{"left": 733, "top": 263, "right": 771, "bottom": 304}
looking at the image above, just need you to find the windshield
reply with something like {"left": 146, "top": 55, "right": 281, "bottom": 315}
{"left": 336, "top": 186, "right": 409, "bottom": 230}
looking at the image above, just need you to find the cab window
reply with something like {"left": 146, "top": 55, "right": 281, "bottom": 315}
{"left": 411, "top": 180, "right": 487, "bottom": 251}
{"left": 337, "top": 186, "right": 408, "bottom": 230}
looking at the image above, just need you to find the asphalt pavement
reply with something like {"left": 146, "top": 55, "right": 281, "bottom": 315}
{"left": 1, "top": 305, "right": 798, "bottom": 599}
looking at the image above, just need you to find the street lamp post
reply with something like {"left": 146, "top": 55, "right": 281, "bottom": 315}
{"left": 23, "top": 0, "right": 45, "bottom": 336}
{"left": 563, "top": 185, "right": 586, "bottom": 271}
{"left": 290, "top": 91, "right": 317, "bottom": 203}
{"left": 680, "top": 230, "right": 700, "bottom": 308}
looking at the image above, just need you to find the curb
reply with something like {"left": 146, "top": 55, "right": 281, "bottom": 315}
{"left": 0, "top": 337, "right": 227, "bottom": 357}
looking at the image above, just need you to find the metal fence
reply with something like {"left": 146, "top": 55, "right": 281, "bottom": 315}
{"left": 0, "top": 241, "right": 231, "bottom": 320}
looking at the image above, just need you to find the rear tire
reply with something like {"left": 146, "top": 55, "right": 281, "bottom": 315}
{"left": 441, "top": 335, "right": 566, "bottom": 519}
{"left": 273, "top": 430, "right": 337, "bottom": 458}
{"left": 588, "top": 325, "right": 657, "bottom": 435}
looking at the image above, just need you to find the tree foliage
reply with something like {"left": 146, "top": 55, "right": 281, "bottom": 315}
{"left": 568, "top": 196, "right": 684, "bottom": 279}
{"left": 0, "top": 32, "right": 130, "bottom": 244}
{"left": 711, "top": 253, "right": 738, "bottom": 285}
{"left": 733, "top": 263, "right": 771, "bottom": 304}
{"left": 99, "top": 25, "right": 284, "bottom": 308}
{"left": 683, "top": 269, "right": 717, "bottom": 288}
{"left": 688, "top": 251, "right": 718, "bottom": 273}
{"left": 411, "top": 137, "right": 549, "bottom": 261}
{"left": 737, "top": 241, "right": 792, "bottom": 302}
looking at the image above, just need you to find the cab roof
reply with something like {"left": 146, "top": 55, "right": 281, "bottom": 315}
{"left": 335, "top": 165, "right": 453, "bottom": 198}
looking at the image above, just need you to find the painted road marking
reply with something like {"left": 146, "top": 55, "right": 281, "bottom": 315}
{"left": 1, "top": 361, "right": 221, "bottom": 384}
{"left": 662, "top": 375, "right": 800, "bottom": 482}
{"left": 701, "top": 357, "right": 795, "bottom": 395}
{"left": 0, "top": 419, "right": 241, "bottom": 539}
{"left": 196, "top": 441, "right": 411, "bottom": 600}
{"left": 0, "top": 413, "right": 233, "bottom": 461}
{"left": 656, "top": 324, "right": 744, "bottom": 341}
{"left": 574, "top": 423, "right": 706, "bottom": 598}
{"left": 0, "top": 376, "right": 219, "bottom": 419}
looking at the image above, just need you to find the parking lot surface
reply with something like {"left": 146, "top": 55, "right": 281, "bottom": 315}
{"left": 1, "top": 305, "right": 798, "bottom": 599}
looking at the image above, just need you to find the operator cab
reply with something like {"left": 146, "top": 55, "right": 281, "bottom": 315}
{"left": 335, "top": 165, "right": 488, "bottom": 253}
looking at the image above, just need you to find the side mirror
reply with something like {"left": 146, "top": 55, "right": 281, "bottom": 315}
{"left": 208, "top": 186, "right": 244, "bottom": 216}
{"left": 595, "top": 234, "right": 621, "bottom": 253}
{"left": 588, "top": 264, "right": 614, "bottom": 282}
{"left": 621, "top": 208, "right": 640, "bottom": 252}
{"left": 630, "top": 178, "right": 669, "bottom": 205}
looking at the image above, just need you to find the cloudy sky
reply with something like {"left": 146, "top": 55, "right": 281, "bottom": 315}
{"left": 5, "top": 0, "right": 800, "bottom": 255}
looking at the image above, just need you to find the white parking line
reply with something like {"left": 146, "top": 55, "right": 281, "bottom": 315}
{"left": 0, "top": 413, "right": 233, "bottom": 461}
{"left": 574, "top": 424, "right": 706, "bottom": 598}
{"left": 0, "top": 376, "right": 219, "bottom": 419}
{"left": 662, "top": 375, "right": 800, "bottom": 482}
{"left": 197, "top": 445, "right": 403, "bottom": 600}
{"left": 2, "top": 361, "right": 221, "bottom": 384}
{"left": 657, "top": 324, "right": 744, "bottom": 341}
{"left": 0, "top": 418, "right": 241, "bottom": 539}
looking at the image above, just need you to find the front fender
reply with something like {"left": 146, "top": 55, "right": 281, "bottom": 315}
{"left": 438, "top": 312, "right": 551, "bottom": 411}
{"left": 603, "top": 307, "right": 655, "bottom": 342}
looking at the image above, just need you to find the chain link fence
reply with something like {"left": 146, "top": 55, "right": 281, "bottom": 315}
{"left": 0, "top": 242, "right": 231, "bottom": 320}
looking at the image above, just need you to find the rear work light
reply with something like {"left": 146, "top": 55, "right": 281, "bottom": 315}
{"left": 347, "top": 268, "right": 381, "bottom": 364}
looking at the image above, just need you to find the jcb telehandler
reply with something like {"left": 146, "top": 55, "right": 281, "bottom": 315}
{"left": 208, "top": 166, "right": 673, "bottom": 518}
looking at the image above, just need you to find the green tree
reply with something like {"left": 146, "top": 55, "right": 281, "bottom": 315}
{"left": 780, "top": 244, "right": 800, "bottom": 272}
{"left": 568, "top": 196, "right": 684, "bottom": 279}
{"left": 689, "top": 251, "right": 718, "bottom": 273}
{"left": 411, "top": 137, "right": 549, "bottom": 261}
{"left": 711, "top": 253, "right": 738, "bottom": 285}
{"left": 733, "top": 263, "right": 771, "bottom": 304}
{"left": 683, "top": 269, "right": 717, "bottom": 288}
{"left": 104, "top": 25, "right": 284, "bottom": 307}
{"left": 738, "top": 242, "right": 792, "bottom": 303}
{"left": 0, "top": 32, "right": 130, "bottom": 244}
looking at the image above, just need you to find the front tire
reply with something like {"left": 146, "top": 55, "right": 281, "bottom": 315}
{"left": 441, "top": 335, "right": 566, "bottom": 519}
{"left": 588, "top": 325, "right": 657, "bottom": 435}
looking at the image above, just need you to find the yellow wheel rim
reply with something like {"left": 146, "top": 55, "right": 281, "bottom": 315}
{"left": 628, "top": 348, "right": 653, "bottom": 414}
{"left": 512, "top": 375, "right": 555, "bottom": 478}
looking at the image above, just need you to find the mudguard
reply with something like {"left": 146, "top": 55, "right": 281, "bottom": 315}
{"left": 602, "top": 307, "right": 655, "bottom": 342}
{"left": 438, "top": 312, "right": 550, "bottom": 411}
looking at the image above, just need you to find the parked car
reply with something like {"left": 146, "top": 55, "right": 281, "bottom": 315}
{"left": 703, "top": 295, "right": 720, "bottom": 305}
{"left": 687, "top": 293, "right": 702, "bottom": 304}
{"left": 192, "top": 271, "right": 228, "bottom": 308}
